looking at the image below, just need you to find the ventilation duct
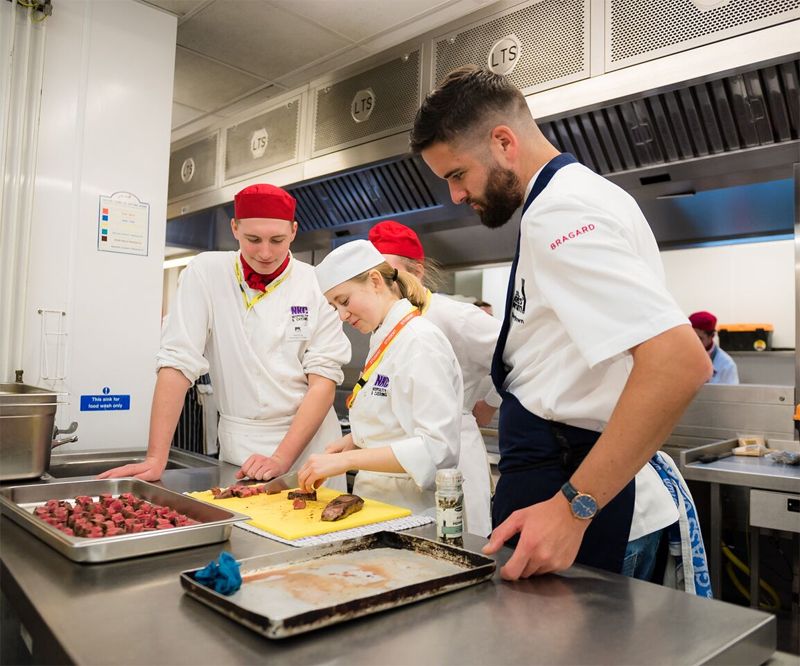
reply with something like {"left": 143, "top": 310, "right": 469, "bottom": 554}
{"left": 538, "top": 57, "right": 799, "bottom": 199}
{"left": 165, "top": 155, "right": 477, "bottom": 252}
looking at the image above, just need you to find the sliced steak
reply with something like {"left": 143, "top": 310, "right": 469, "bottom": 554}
{"left": 211, "top": 483, "right": 266, "bottom": 499}
{"left": 292, "top": 499, "right": 306, "bottom": 510}
{"left": 321, "top": 494, "right": 364, "bottom": 522}
{"left": 287, "top": 489, "right": 317, "bottom": 501}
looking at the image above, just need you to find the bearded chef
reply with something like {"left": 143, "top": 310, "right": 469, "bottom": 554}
{"left": 368, "top": 220, "right": 497, "bottom": 536}
{"left": 100, "top": 184, "right": 351, "bottom": 487}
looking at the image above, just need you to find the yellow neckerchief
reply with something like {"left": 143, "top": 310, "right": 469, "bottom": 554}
{"left": 233, "top": 254, "right": 293, "bottom": 311}
{"left": 346, "top": 306, "right": 420, "bottom": 410}
{"left": 420, "top": 289, "right": 432, "bottom": 315}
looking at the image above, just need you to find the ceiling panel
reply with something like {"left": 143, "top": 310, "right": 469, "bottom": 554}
{"left": 171, "top": 101, "right": 207, "bottom": 128}
{"left": 177, "top": 0, "right": 352, "bottom": 81}
{"left": 173, "top": 47, "right": 267, "bottom": 111}
{"left": 266, "top": 0, "right": 453, "bottom": 42}
{"left": 141, "top": 0, "right": 211, "bottom": 18}
{"left": 162, "top": 0, "right": 509, "bottom": 132}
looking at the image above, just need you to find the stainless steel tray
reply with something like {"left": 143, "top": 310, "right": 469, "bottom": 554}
{"left": 0, "top": 478, "right": 250, "bottom": 563}
{"left": 180, "top": 531, "right": 496, "bottom": 639}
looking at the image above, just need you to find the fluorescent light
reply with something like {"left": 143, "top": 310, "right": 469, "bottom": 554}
{"left": 163, "top": 255, "right": 196, "bottom": 269}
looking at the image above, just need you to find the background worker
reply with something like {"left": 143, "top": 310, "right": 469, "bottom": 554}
{"left": 689, "top": 311, "right": 739, "bottom": 384}
{"left": 369, "top": 219, "right": 497, "bottom": 536}
{"left": 100, "top": 184, "right": 350, "bottom": 487}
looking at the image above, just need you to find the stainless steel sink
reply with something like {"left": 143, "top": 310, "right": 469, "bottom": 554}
{"left": 47, "top": 449, "right": 217, "bottom": 479}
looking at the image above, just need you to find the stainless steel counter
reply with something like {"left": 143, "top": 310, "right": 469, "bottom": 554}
{"left": 681, "top": 439, "right": 800, "bottom": 493}
{"left": 0, "top": 463, "right": 777, "bottom": 665}
{"left": 681, "top": 439, "right": 800, "bottom": 652}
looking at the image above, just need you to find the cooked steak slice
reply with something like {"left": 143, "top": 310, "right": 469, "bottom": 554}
{"left": 321, "top": 494, "right": 364, "bottom": 522}
{"left": 292, "top": 499, "right": 306, "bottom": 510}
{"left": 287, "top": 489, "right": 317, "bottom": 501}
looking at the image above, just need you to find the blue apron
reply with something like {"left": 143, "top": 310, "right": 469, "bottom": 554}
{"left": 490, "top": 153, "right": 635, "bottom": 574}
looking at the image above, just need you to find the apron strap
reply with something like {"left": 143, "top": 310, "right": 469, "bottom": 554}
{"left": 491, "top": 153, "right": 577, "bottom": 391}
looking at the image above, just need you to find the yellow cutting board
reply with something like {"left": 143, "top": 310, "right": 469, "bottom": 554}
{"left": 188, "top": 486, "right": 412, "bottom": 540}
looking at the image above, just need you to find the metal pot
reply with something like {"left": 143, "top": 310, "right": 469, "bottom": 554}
{"left": 0, "top": 383, "right": 78, "bottom": 482}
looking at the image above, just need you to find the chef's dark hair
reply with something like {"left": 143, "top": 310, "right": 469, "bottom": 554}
{"left": 352, "top": 262, "right": 428, "bottom": 309}
{"left": 410, "top": 65, "right": 528, "bottom": 153}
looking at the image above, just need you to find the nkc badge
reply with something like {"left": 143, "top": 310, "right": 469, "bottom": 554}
{"left": 371, "top": 373, "right": 390, "bottom": 397}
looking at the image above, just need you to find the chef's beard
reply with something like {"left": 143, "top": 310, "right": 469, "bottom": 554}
{"left": 470, "top": 166, "right": 524, "bottom": 229}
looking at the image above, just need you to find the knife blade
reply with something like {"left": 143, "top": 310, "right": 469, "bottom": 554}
{"left": 239, "top": 471, "right": 299, "bottom": 493}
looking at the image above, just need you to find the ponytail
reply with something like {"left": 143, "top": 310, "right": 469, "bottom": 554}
{"left": 351, "top": 262, "right": 429, "bottom": 309}
{"left": 394, "top": 269, "right": 428, "bottom": 309}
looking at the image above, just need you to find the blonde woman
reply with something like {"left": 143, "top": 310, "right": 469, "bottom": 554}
{"left": 299, "top": 240, "right": 467, "bottom": 517}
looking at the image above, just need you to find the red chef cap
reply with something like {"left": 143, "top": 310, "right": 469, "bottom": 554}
{"left": 368, "top": 220, "right": 424, "bottom": 261}
{"left": 234, "top": 184, "right": 296, "bottom": 221}
{"left": 689, "top": 311, "right": 717, "bottom": 333}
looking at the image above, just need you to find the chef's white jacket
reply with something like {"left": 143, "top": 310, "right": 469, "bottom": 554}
{"left": 157, "top": 251, "right": 351, "bottom": 481}
{"left": 349, "top": 299, "right": 463, "bottom": 516}
{"left": 501, "top": 161, "right": 686, "bottom": 540}
{"left": 424, "top": 293, "right": 498, "bottom": 535}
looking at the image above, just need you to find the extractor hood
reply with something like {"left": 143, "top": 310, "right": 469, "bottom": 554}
{"left": 167, "top": 54, "right": 798, "bottom": 257}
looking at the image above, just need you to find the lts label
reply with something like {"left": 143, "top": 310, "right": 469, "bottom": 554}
{"left": 351, "top": 88, "right": 376, "bottom": 123}
{"left": 487, "top": 35, "right": 521, "bottom": 76}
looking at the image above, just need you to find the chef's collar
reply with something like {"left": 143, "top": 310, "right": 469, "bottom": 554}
{"left": 523, "top": 160, "right": 552, "bottom": 202}
{"left": 239, "top": 252, "right": 291, "bottom": 292}
{"left": 369, "top": 298, "right": 414, "bottom": 348}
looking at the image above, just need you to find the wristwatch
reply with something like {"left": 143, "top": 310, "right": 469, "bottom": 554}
{"left": 560, "top": 481, "right": 598, "bottom": 520}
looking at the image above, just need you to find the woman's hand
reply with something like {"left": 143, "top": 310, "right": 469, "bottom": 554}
{"left": 236, "top": 453, "right": 289, "bottom": 481}
{"left": 298, "top": 453, "right": 349, "bottom": 491}
{"left": 325, "top": 436, "right": 357, "bottom": 454}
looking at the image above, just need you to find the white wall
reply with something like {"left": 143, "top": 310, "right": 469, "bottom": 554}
{"left": 479, "top": 239, "right": 795, "bottom": 349}
{"left": 660, "top": 239, "right": 795, "bottom": 349}
{"left": 23, "top": 1, "right": 176, "bottom": 450}
{"left": 482, "top": 265, "right": 511, "bottom": 320}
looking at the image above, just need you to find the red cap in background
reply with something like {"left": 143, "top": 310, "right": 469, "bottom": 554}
{"left": 689, "top": 311, "right": 717, "bottom": 332}
{"left": 234, "top": 184, "right": 296, "bottom": 221}
{"left": 368, "top": 220, "right": 424, "bottom": 261}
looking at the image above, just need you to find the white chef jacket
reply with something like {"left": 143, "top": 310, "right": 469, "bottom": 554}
{"left": 349, "top": 299, "right": 463, "bottom": 516}
{"left": 501, "top": 161, "right": 686, "bottom": 541}
{"left": 157, "top": 251, "right": 351, "bottom": 485}
{"left": 424, "top": 293, "right": 498, "bottom": 535}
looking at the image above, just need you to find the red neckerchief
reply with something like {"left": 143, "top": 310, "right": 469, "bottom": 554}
{"left": 240, "top": 253, "right": 290, "bottom": 292}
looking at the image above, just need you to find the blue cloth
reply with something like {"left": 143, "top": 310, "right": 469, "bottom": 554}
{"left": 709, "top": 345, "right": 739, "bottom": 384}
{"left": 194, "top": 551, "right": 242, "bottom": 595}
{"left": 649, "top": 453, "right": 713, "bottom": 597}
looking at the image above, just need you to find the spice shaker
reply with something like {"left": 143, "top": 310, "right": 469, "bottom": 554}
{"left": 435, "top": 468, "right": 464, "bottom": 546}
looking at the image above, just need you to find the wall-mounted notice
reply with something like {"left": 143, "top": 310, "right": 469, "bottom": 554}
{"left": 80, "top": 386, "right": 130, "bottom": 412}
{"left": 97, "top": 191, "right": 150, "bottom": 256}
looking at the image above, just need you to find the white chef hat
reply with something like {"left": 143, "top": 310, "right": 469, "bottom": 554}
{"left": 315, "top": 239, "right": 386, "bottom": 294}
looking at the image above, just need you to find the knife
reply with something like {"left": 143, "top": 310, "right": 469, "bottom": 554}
{"left": 238, "top": 471, "right": 299, "bottom": 493}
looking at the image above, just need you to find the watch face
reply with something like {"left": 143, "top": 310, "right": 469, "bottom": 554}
{"left": 572, "top": 494, "right": 597, "bottom": 519}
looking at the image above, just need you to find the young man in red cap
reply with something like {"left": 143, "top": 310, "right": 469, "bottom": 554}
{"left": 369, "top": 219, "right": 499, "bottom": 536}
{"left": 689, "top": 311, "right": 739, "bottom": 384}
{"left": 411, "top": 66, "right": 713, "bottom": 586}
{"left": 101, "top": 184, "right": 351, "bottom": 485}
